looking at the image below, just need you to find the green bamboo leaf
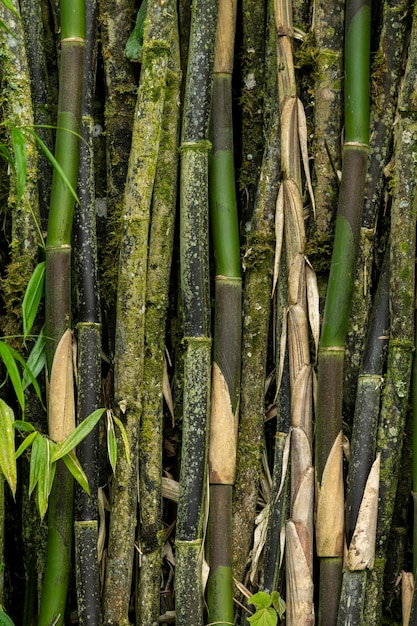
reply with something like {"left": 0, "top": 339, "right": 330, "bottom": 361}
{"left": 125, "top": 0, "right": 147, "bottom": 62}
{"left": 106, "top": 412, "right": 117, "bottom": 473}
{"left": 22, "top": 262, "right": 45, "bottom": 340}
{"left": 0, "top": 0, "right": 19, "bottom": 18}
{"left": 62, "top": 450, "right": 90, "bottom": 495}
{"left": 247, "top": 608, "right": 277, "bottom": 626}
{"left": 0, "top": 141, "right": 13, "bottom": 165}
{"left": 51, "top": 408, "right": 105, "bottom": 462}
{"left": 0, "top": 607, "right": 16, "bottom": 626}
{"left": 15, "top": 430, "right": 37, "bottom": 459}
{"left": 0, "top": 341, "right": 24, "bottom": 412}
{"left": 11, "top": 127, "right": 27, "bottom": 205}
{"left": 112, "top": 412, "right": 131, "bottom": 466}
{"left": 22, "top": 127, "right": 80, "bottom": 204}
{"left": 22, "top": 327, "right": 46, "bottom": 391}
{"left": 13, "top": 420, "right": 35, "bottom": 432}
{"left": 0, "top": 399, "right": 16, "bottom": 497}
{"left": 29, "top": 433, "right": 45, "bottom": 497}
{"left": 36, "top": 438, "right": 51, "bottom": 520}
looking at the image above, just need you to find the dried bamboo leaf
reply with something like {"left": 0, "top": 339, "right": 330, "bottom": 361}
{"left": 272, "top": 184, "right": 285, "bottom": 296}
{"left": 162, "top": 476, "right": 179, "bottom": 503}
{"left": 98, "top": 486, "right": 110, "bottom": 564}
{"left": 48, "top": 329, "right": 76, "bottom": 443}
{"left": 285, "top": 520, "right": 315, "bottom": 626}
{"left": 288, "top": 251, "right": 306, "bottom": 307}
{"left": 274, "top": 0, "right": 293, "bottom": 33}
{"left": 291, "top": 467, "right": 314, "bottom": 573}
{"left": 276, "top": 306, "right": 288, "bottom": 395}
{"left": 288, "top": 304, "right": 310, "bottom": 381}
{"left": 283, "top": 178, "right": 305, "bottom": 263}
{"left": 305, "top": 258, "right": 320, "bottom": 359}
{"left": 250, "top": 503, "right": 270, "bottom": 584}
{"left": 290, "top": 365, "right": 313, "bottom": 436}
{"left": 316, "top": 431, "right": 344, "bottom": 557}
{"left": 401, "top": 571, "right": 413, "bottom": 626}
{"left": 209, "top": 362, "right": 239, "bottom": 484}
{"left": 297, "top": 98, "right": 315, "bottom": 216}
{"left": 346, "top": 454, "right": 380, "bottom": 570}
{"left": 276, "top": 430, "right": 291, "bottom": 503}
{"left": 291, "top": 427, "right": 312, "bottom": 499}
{"left": 281, "top": 98, "right": 301, "bottom": 182}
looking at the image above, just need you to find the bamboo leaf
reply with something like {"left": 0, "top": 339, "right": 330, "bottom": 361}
{"left": 51, "top": 408, "right": 105, "bottom": 462}
{"left": 316, "top": 431, "right": 344, "bottom": 557}
{"left": 401, "top": 571, "right": 413, "bottom": 626}
{"left": 0, "top": 607, "right": 16, "bottom": 626}
{"left": 0, "top": 399, "right": 16, "bottom": 497}
{"left": 48, "top": 329, "right": 75, "bottom": 442}
{"left": 106, "top": 411, "right": 117, "bottom": 473}
{"left": 209, "top": 362, "right": 238, "bottom": 484}
{"left": 272, "top": 184, "right": 285, "bottom": 296}
{"left": 285, "top": 520, "right": 314, "bottom": 626}
{"left": 0, "top": 0, "right": 19, "bottom": 18}
{"left": 15, "top": 430, "right": 37, "bottom": 459}
{"left": 13, "top": 420, "right": 35, "bottom": 432}
{"left": 22, "top": 327, "right": 46, "bottom": 390}
{"left": 305, "top": 260, "right": 319, "bottom": 358}
{"left": 62, "top": 449, "right": 90, "bottom": 495}
{"left": 0, "top": 341, "right": 24, "bottom": 412}
{"left": 11, "top": 127, "right": 27, "bottom": 205}
{"left": 163, "top": 356, "right": 175, "bottom": 424}
{"left": 29, "top": 433, "right": 45, "bottom": 497}
{"left": 22, "top": 262, "right": 45, "bottom": 340}
{"left": 125, "top": 0, "right": 147, "bottom": 61}
{"left": 0, "top": 141, "right": 13, "bottom": 166}
{"left": 112, "top": 411, "right": 131, "bottom": 466}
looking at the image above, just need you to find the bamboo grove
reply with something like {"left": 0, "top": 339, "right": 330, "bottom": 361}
{"left": 1, "top": 0, "right": 417, "bottom": 624}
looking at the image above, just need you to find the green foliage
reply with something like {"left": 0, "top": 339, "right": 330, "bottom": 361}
{"left": 0, "top": 400, "right": 16, "bottom": 498}
{"left": 248, "top": 591, "right": 286, "bottom": 626}
{"left": 106, "top": 410, "right": 131, "bottom": 473}
{"left": 22, "top": 261, "right": 45, "bottom": 341}
{"left": 0, "top": 606, "right": 15, "bottom": 626}
{"left": 125, "top": 0, "right": 147, "bottom": 62}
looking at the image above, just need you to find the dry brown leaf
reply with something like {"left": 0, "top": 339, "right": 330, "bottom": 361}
{"left": 297, "top": 98, "right": 315, "bottom": 216}
{"left": 272, "top": 184, "right": 285, "bottom": 296}
{"left": 275, "top": 306, "right": 288, "bottom": 396}
{"left": 285, "top": 520, "right": 315, "bottom": 626}
{"left": 162, "top": 476, "right": 179, "bottom": 503}
{"left": 288, "top": 251, "right": 306, "bottom": 307}
{"left": 288, "top": 304, "right": 310, "bottom": 380}
{"left": 305, "top": 259, "right": 320, "bottom": 358}
{"left": 163, "top": 357, "right": 175, "bottom": 425}
{"left": 209, "top": 362, "right": 238, "bottom": 484}
{"left": 316, "top": 431, "right": 344, "bottom": 557}
{"left": 283, "top": 178, "right": 305, "bottom": 261}
{"left": 291, "top": 467, "right": 314, "bottom": 574}
{"left": 281, "top": 98, "right": 300, "bottom": 179}
{"left": 250, "top": 503, "right": 270, "bottom": 585}
{"left": 98, "top": 487, "right": 110, "bottom": 564}
{"left": 291, "top": 365, "right": 313, "bottom": 437}
{"left": 346, "top": 454, "right": 380, "bottom": 570}
{"left": 290, "top": 427, "right": 312, "bottom": 498}
{"left": 48, "top": 329, "right": 76, "bottom": 442}
{"left": 401, "top": 571, "right": 413, "bottom": 626}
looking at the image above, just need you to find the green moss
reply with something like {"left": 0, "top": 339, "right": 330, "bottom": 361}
{"left": 305, "top": 231, "right": 333, "bottom": 273}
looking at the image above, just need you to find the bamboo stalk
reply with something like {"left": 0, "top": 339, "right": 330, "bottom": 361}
{"left": 73, "top": 1, "right": 101, "bottom": 623}
{"left": 102, "top": 2, "right": 173, "bottom": 621}
{"left": 315, "top": 2, "right": 371, "bottom": 623}
{"left": 136, "top": 15, "right": 181, "bottom": 625}
{"left": 38, "top": 3, "right": 86, "bottom": 624}
{"left": 175, "top": 1, "right": 218, "bottom": 623}
{"left": 206, "top": 1, "right": 240, "bottom": 622}
{"left": 364, "top": 6, "right": 417, "bottom": 619}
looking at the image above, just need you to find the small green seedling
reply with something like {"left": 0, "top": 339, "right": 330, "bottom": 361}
{"left": 248, "top": 591, "right": 286, "bottom": 626}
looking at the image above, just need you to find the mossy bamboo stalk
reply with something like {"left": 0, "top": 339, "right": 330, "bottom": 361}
{"left": 364, "top": 8, "right": 417, "bottom": 620}
{"left": 206, "top": 1, "right": 240, "bottom": 622}
{"left": 102, "top": 3, "right": 173, "bottom": 621}
{"left": 39, "top": 2, "right": 85, "bottom": 624}
{"left": 136, "top": 17, "right": 181, "bottom": 626}
{"left": 97, "top": 0, "right": 136, "bottom": 310}
{"left": 175, "top": 1, "right": 218, "bottom": 623}
{"left": 315, "top": 2, "right": 371, "bottom": 623}
{"left": 232, "top": 117, "right": 279, "bottom": 586}
{"left": 73, "top": 1, "right": 101, "bottom": 623}
{"left": 337, "top": 254, "right": 389, "bottom": 624}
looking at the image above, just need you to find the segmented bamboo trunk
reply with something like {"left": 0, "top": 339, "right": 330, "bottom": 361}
{"left": 103, "top": 2, "right": 173, "bottom": 621}
{"left": 274, "top": 0, "right": 317, "bottom": 623}
{"left": 175, "top": 1, "right": 218, "bottom": 623}
{"left": 206, "top": 0, "right": 241, "bottom": 622}
{"left": 39, "top": 2, "right": 85, "bottom": 624}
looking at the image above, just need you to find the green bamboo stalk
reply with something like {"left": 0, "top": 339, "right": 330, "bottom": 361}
{"left": 102, "top": 3, "right": 173, "bottom": 621}
{"left": 73, "top": 1, "right": 101, "bottom": 623}
{"left": 175, "top": 2, "right": 218, "bottom": 623}
{"left": 136, "top": 16, "right": 181, "bottom": 626}
{"left": 315, "top": 1, "right": 371, "bottom": 624}
{"left": 364, "top": 7, "right": 417, "bottom": 620}
{"left": 206, "top": 1, "right": 240, "bottom": 623}
{"left": 38, "top": 2, "right": 85, "bottom": 624}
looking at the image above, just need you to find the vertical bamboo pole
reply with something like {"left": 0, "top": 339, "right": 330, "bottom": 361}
{"left": 39, "top": 2, "right": 85, "bottom": 624}
{"left": 175, "top": 1, "right": 218, "bottom": 624}
{"left": 102, "top": 2, "right": 173, "bottom": 621}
